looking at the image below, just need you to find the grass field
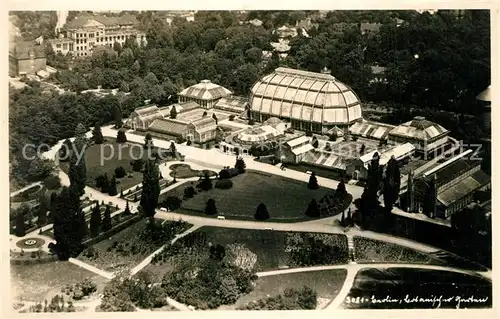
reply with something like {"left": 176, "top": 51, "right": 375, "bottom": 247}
{"left": 160, "top": 171, "right": 344, "bottom": 222}
{"left": 225, "top": 269, "right": 348, "bottom": 310}
{"left": 60, "top": 139, "right": 170, "bottom": 191}
{"left": 11, "top": 261, "right": 106, "bottom": 302}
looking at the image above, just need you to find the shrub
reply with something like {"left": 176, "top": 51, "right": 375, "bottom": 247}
{"left": 187, "top": 139, "right": 192, "bottom": 146}
{"left": 215, "top": 179, "right": 233, "bottom": 189}
{"left": 114, "top": 166, "right": 126, "bottom": 178}
{"left": 184, "top": 186, "right": 195, "bottom": 199}
{"left": 229, "top": 115, "right": 235, "bottom": 121}
{"left": 43, "top": 175, "right": 61, "bottom": 190}
{"left": 305, "top": 131, "right": 313, "bottom": 137}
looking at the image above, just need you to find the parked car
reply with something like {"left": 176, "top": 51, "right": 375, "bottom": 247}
{"left": 217, "top": 216, "right": 226, "bottom": 220}
{"left": 160, "top": 207, "right": 169, "bottom": 212}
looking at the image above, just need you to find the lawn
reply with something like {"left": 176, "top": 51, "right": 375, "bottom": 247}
{"left": 60, "top": 139, "right": 171, "bottom": 191}
{"left": 160, "top": 171, "right": 349, "bottom": 222}
{"left": 225, "top": 269, "right": 348, "bottom": 310}
{"left": 353, "top": 237, "right": 444, "bottom": 265}
{"left": 78, "top": 218, "right": 192, "bottom": 273}
{"left": 169, "top": 164, "right": 217, "bottom": 179}
{"left": 11, "top": 261, "right": 105, "bottom": 302}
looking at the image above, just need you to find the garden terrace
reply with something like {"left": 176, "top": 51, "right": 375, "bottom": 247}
{"left": 60, "top": 139, "right": 172, "bottom": 191}
{"left": 11, "top": 260, "right": 106, "bottom": 302}
{"left": 10, "top": 184, "right": 44, "bottom": 202}
{"left": 144, "top": 227, "right": 349, "bottom": 278}
{"left": 353, "top": 237, "right": 444, "bottom": 265}
{"left": 227, "top": 269, "right": 347, "bottom": 310}
{"left": 158, "top": 171, "right": 351, "bottom": 222}
{"left": 78, "top": 219, "right": 192, "bottom": 273}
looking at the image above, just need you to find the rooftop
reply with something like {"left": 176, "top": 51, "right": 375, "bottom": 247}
{"left": 389, "top": 116, "right": 449, "bottom": 141}
{"left": 438, "top": 170, "right": 490, "bottom": 207}
{"left": 349, "top": 120, "right": 395, "bottom": 140}
{"left": 285, "top": 135, "right": 310, "bottom": 148}
{"left": 64, "top": 13, "right": 138, "bottom": 29}
{"left": 178, "top": 80, "right": 232, "bottom": 101}
{"left": 149, "top": 118, "right": 187, "bottom": 136}
{"left": 10, "top": 41, "right": 46, "bottom": 60}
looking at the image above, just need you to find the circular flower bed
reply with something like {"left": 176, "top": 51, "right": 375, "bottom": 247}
{"left": 16, "top": 237, "right": 45, "bottom": 249}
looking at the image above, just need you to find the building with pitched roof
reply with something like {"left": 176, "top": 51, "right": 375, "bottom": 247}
{"left": 214, "top": 96, "right": 249, "bottom": 114}
{"left": 9, "top": 41, "right": 47, "bottom": 77}
{"left": 250, "top": 67, "right": 363, "bottom": 133}
{"left": 388, "top": 116, "right": 450, "bottom": 156}
{"left": 187, "top": 117, "right": 218, "bottom": 144}
{"left": 50, "top": 13, "right": 146, "bottom": 57}
{"left": 276, "top": 135, "right": 314, "bottom": 164}
{"left": 124, "top": 104, "right": 170, "bottom": 131}
{"left": 407, "top": 151, "right": 490, "bottom": 219}
{"left": 349, "top": 120, "right": 395, "bottom": 141}
{"left": 148, "top": 118, "right": 189, "bottom": 141}
{"left": 178, "top": 80, "right": 233, "bottom": 109}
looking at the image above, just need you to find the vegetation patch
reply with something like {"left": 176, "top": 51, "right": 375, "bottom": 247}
{"left": 78, "top": 219, "right": 191, "bottom": 272}
{"left": 169, "top": 164, "right": 217, "bottom": 179}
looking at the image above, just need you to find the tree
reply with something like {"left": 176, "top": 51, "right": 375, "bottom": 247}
{"left": 144, "top": 133, "right": 154, "bottom": 149}
{"left": 203, "top": 111, "right": 208, "bottom": 117}
{"left": 102, "top": 206, "right": 112, "bottom": 232}
{"left": 68, "top": 123, "right": 87, "bottom": 196}
{"left": 89, "top": 205, "right": 102, "bottom": 237}
{"left": 113, "top": 104, "right": 123, "bottom": 128}
{"left": 15, "top": 212, "right": 26, "bottom": 237}
{"left": 170, "top": 105, "right": 177, "bottom": 119}
{"left": 130, "top": 159, "right": 144, "bottom": 172}
{"left": 108, "top": 176, "right": 118, "bottom": 196}
{"left": 92, "top": 122, "right": 104, "bottom": 144}
{"left": 204, "top": 198, "right": 217, "bottom": 215}
{"left": 254, "top": 203, "right": 270, "bottom": 221}
{"left": 336, "top": 179, "right": 347, "bottom": 197}
{"left": 116, "top": 130, "right": 127, "bottom": 143}
{"left": 76, "top": 209, "right": 88, "bottom": 241}
{"left": 209, "top": 244, "right": 226, "bottom": 261}
{"left": 358, "top": 152, "right": 382, "bottom": 226}
{"left": 27, "top": 157, "right": 54, "bottom": 181}
{"left": 169, "top": 142, "right": 176, "bottom": 156}
{"left": 307, "top": 172, "right": 319, "bottom": 190}
{"left": 360, "top": 144, "right": 366, "bottom": 155}
{"left": 100, "top": 173, "right": 110, "bottom": 193}
{"left": 305, "top": 198, "right": 320, "bottom": 218}
{"left": 140, "top": 160, "right": 160, "bottom": 221}
{"left": 382, "top": 156, "right": 401, "bottom": 214}
{"left": 184, "top": 186, "right": 195, "bottom": 198}
{"left": 198, "top": 171, "right": 213, "bottom": 191}
{"left": 235, "top": 157, "right": 246, "bottom": 174}
{"left": 52, "top": 187, "right": 84, "bottom": 260}
{"left": 115, "top": 166, "right": 126, "bottom": 178}
{"left": 124, "top": 200, "right": 131, "bottom": 215}
{"left": 311, "top": 137, "right": 319, "bottom": 148}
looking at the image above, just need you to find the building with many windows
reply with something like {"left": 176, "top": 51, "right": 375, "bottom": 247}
{"left": 407, "top": 150, "right": 491, "bottom": 219}
{"left": 49, "top": 13, "right": 146, "bottom": 57}
{"left": 249, "top": 67, "right": 363, "bottom": 134}
{"left": 178, "top": 80, "right": 233, "bottom": 109}
{"left": 387, "top": 116, "right": 450, "bottom": 157}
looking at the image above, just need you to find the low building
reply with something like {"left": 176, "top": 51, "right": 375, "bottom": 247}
{"left": 47, "top": 36, "right": 74, "bottom": 55}
{"left": 186, "top": 117, "right": 218, "bottom": 145}
{"left": 9, "top": 41, "right": 47, "bottom": 77}
{"left": 148, "top": 118, "right": 188, "bottom": 141}
{"left": 407, "top": 151, "right": 491, "bottom": 219}
{"left": 388, "top": 116, "right": 449, "bottom": 157}
{"left": 124, "top": 104, "right": 170, "bottom": 131}
{"left": 349, "top": 120, "right": 395, "bottom": 141}
{"left": 178, "top": 80, "right": 232, "bottom": 109}
{"left": 346, "top": 143, "right": 416, "bottom": 180}
{"left": 275, "top": 25, "right": 298, "bottom": 38}
{"left": 277, "top": 135, "right": 314, "bottom": 164}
